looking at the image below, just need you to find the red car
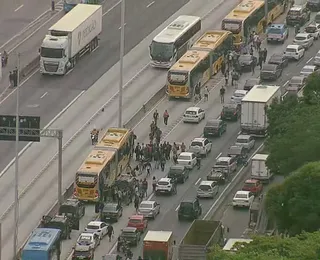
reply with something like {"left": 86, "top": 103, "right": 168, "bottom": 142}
{"left": 127, "top": 215, "right": 148, "bottom": 232}
{"left": 242, "top": 179, "right": 263, "bottom": 195}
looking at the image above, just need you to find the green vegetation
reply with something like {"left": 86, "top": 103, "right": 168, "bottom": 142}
{"left": 207, "top": 232, "right": 320, "bottom": 260}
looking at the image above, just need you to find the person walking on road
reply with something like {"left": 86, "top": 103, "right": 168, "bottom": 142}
{"left": 220, "top": 86, "right": 225, "bottom": 103}
{"left": 163, "top": 110, "right": 169, "bottom": 125}
{"left": 153, "top": 110, "right": 159, "bottom": 126}
{"left": 107, "top": 224, "right": 114, "bottom": 242}
{"left": 204, "top": 86, "right": 209, "bottom": 101}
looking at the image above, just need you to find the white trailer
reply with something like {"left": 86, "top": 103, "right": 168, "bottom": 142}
{"left": 241, "top": 85, "right": 281, "bottom": 136}
{"left": 251, "top": 154, "right": 272, "bottom": 182}
{"left": 40, "top": 4, "right": 102, "bottom": 75}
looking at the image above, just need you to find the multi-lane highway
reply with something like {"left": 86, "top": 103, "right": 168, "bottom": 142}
{"left": 0, "top": 0, "right": 243, "bottom": 258}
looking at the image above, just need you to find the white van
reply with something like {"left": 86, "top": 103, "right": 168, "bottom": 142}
{"left": 197, "top": 181, "right": 219, "bottom": 198}
{"left": 315, "top": 11, "right": 320, "bottom": 23}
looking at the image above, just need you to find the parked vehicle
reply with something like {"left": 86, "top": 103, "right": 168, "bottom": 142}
{"left": 167, "top": 165, "right": 189, "bottom": 183}
{"left": 287, "top": 75, "right": 307, "bottom": 90}
{"left": 304, "top": 23, "right": 320, "bottom": 40}
{"left": 260, "top": 63, "right": 283, "bottom": 81}
{"left": 235, "top": 134, "right": 255, "bottom": 151}
{"left": 286, "top": 5, "right": 310, "bottom": 26}
{"left": 268, "top": 53, "right": 288, "bottom": 68}
{"left": 189, "top": 137, "right": 212, "bottom": 156}
{"left": 238, "top": 54, "right": 257, "bottom": 72}
{"left": 85, "top": 221, "right": 109, "bottom": 240}
{"left": 232, "top": 191, "right": 254, "bottom": 208}
{"left": 300, "top": 65, "right": 317, "bottom": 77}
{"left": 137, "top": 201, "right": 160, "bottom": 219}
{"left": 251, "top": 154, "right": 273, "bottom": 182}
{"left": 203, "top": 119, "right": 227, "bottom": 137}
{"left": 213, "top": 157, "right": 237, "bottom": 174}
{"left": 178, "top": 198, "right": 202, "bottom": 221}
{"left": 197, "top": 181, "right": 219, "bottom": 198}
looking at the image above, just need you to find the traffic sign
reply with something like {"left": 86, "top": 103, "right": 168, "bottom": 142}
{"left": 0, "top": 115, "right": 40, "bottom": 142}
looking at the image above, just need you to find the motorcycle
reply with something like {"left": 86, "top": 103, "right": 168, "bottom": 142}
{"left": 91, "top": 133, "right": 98, "bottom": 145}
{"left": 124, "top": 248, "right": 133, "bottom": 260}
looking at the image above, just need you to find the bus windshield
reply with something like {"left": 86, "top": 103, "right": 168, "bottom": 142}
{"left": 222, "top": 20, "right": 242, "bottom": 34}
{"left": 150, "top": 41, "right": 174, "bottom": 61}
{"left": 167, "top": 71, "right": 188, "bottom": 85}
{"left": 76, "top": 173, "right": 96, "bottom": 188}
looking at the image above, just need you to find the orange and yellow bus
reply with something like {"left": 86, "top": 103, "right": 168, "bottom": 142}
{"left": 74, "top": 127, "right": 134, "bottom": 201}
{"left": 221, "top": 0, "right": 286, "bottom": 50}
{"left": 167, "top": 30, "right": 233, "bottom": 99}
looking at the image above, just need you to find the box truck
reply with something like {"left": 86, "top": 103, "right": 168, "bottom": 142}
{"left": 251, "top": 154, "right": 273, "bottom": 182}
{"left": 40, "top": 4, "right": 102, "bottom": 75}
{"left": 178, "top": 220, "right": 226, "bottom": 260}
{"left": 143, "top": 231, "right": 174, "bottom": 260}
{"left": 241, "top": 85, "right": 281, "bottom": 136}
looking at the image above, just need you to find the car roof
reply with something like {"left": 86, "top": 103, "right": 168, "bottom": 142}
{"left": 245, "top": 179, "right": 259, "bottom": 183}
{"left": 122, "top": 227, "right": 137, "bottom": 232}
{"left": 287, "top": 44, "right": 299, "bottom": 48}
{"left": 302, "top": 65, "right": 316, "bottom": 69}
{"left": 159, "top": 177, "right": 171, "bottom": 182}
{"left": 234, "top": 90, "right": 247, "bottom": 95}
{"left": 192, "top": 137, "right": 206, "bottom": 142}
{"left": 271, "top": 53, "right": 283, "bottom": 58}
{"left": 179, "top": 152, "right": 193, "bottom": 156}
{"left": 262, "top": 63, "right": 276, "bottom": 69}
{"left": 296, "top": 33, "right": 309, "bottom": 37}
{"left": 140, "top": 200, "right": 155, "bottom": 205}
{"left": 80, "top": 232, "right": 94, "bottom": 237}
{"left": 88, "top": 221, "right": 103, "bottom": 226}
{"left": 186, "top": 106, "right": 200, "bottom": 111}
{"left": 236, "top": 190, "right": 250, "bottom": 195}
{"left": 217, "top": 156, "right": 231, "bottom": 161}
{"left": 170, "top": 164, "right": 185, "bottom": 170}
{"left": 130, "top": 214, "right": 144, "bottom": 219}
{"left": 237, "top": 134, "right": 251, "bottom": 139}
{"left": 199, "top": 180, "right": 216, "bottom": 185}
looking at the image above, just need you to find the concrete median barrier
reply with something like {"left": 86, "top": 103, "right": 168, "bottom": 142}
{"left": 20, "top": 55, "right": 40, "bottom": 78}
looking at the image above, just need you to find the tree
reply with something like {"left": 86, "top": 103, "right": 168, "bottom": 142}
{"left": 207, "top": 232, "right": 320, "bottom": 260}
{"left": 265, "top": 99, "right": 320, "bottom": 176}
{"left": 303, "top": 73, "right": 320, "bottom": 105}
{"left": 265, "top": 162, "right": 320, "bottom": 236}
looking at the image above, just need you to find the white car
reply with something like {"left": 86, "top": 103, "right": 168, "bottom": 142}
{"left": 77, "top": 232, "right": 100, "bottom": 249}
{"left": 300, "top": 65, "right": 317, "bottom": 77}
{"left": 177, "top": 152, "right": 197, "bottom": 169}
{"left": 305, "top": 23, "right": 320, "bottom": 40}
{"left": 314, "top": 50, "right": 320, "bottom": 66}
{"left": 230, "top": 90, "right": 248, "bottom": 104}
{"left": 85, "top": 221, "right": 109, "bottom": 240}
{"left": 235, "top": 134, "right": 255, "bottom": 151}
{"left": 197, "top": 180, "right": 219, "bottom": 198}
{"left": 183, "top": 107, "right": 205, "bottom": 123}
{"left": 155, "top": 177, "right": 176, "bottom": 195}
{"left": 293, "top": 33, "right": 314, "bottom": 49}
{"left": 232, "top": 190, "right": 254, "bottom": 208}
{"left": 284, "top": 44, "right": 305, "bottom": 60}
{"left": 138, "top": 200, "right": 160, "bottom": 219}
{"left": 189, "top": 137, "right": 212, "bottom": 156}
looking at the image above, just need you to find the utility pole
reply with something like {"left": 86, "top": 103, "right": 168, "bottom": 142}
{"left": 118, "top": 0, "right": 125, "bottom": 128}
{"left": 13, "top": 52, "right": 20, "bottom": 259}
{"left": 58, "top": 130, "right": 63, "bottom": 209}
{"left": 264, "top": 0, "right": 268, "bottom": 24}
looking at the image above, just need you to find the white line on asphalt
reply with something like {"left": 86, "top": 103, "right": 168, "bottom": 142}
{"left": 195, "top": 178, "right": 201, "bottom": 185}
{"left": 307, "top": 57, "right": 313, "bottom": 63}
{"left": 237, "top": 131, "right": 241, "bottom": 134}
{"left": 146, "top": 1, "right": 155, "bottom": 8}
{"left": 175, "top": 205, "right": 180, "bottom": 211}
{"left": 215, "top": 152, "right": 222, "bottom": 159}
{"left": 283, "top": 80, "right": 289, "bottom": 87}
{"left": 14, "top": 4, "right": 24, "bottom": 12}
{"left": 119, "top": 23, "right": 127, "bottom": 30}
{"left": 202, "top": 142, "right": 264, "bottom": 219}
{"left": 40, "top": 92, "right": 48, "bottom": 99}
{"left": 103, "top": 0, "right": 121, "bottom": 16}
{"left": 0, "top": 90, "right": 85, "bottom": 177}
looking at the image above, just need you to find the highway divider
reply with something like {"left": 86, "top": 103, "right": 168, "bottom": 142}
{"left": 20, "top": 55, "right": 40, "bottom": 78}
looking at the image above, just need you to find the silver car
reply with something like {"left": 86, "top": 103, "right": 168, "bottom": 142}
{"left": 293, "top": 33, "right": 314, "bottom": 49}
{"left": 137, "top": 200, "right": 160, "bottom": 219}
{"left": 230, "top": 90, "right": 248, "bottom": 105}
{"left": 235, "top": 134, "right": 255, "bottom": 151}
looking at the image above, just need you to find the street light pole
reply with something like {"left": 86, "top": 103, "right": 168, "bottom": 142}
{"left": 13, "top": 52, "right": 20, "bottom": 259}
{"left": 118, "top": 0, "right": 125, "bottom": 128}
{"left": 264, "top": 0, "right": 268, "bottom": 23}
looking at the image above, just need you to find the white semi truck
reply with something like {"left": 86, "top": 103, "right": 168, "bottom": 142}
{"left": 240, "top": 85, "right": 281, "bottom": 136}
{"left": 40, "top": 4, "right": 102, "bottom": 75}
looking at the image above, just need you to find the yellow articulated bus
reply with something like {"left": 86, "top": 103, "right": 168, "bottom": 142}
{"left": 221, "top": 0, "right": 286, "bottom": 50}
{"left": 74, "top": 127, "right": 134, "bottom": 201}
{"left": 167, "top": 30, "right": 233, "bottom": 99}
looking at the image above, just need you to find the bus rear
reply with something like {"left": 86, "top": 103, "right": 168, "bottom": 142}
{"left": 149, "top": 15, "right": 201, "bottom": 69}
{"left": 167, "top": 50, "right": 210, "bottom": 99}
{"left": 74, "top": 150, "right": 114, "bottom": 201}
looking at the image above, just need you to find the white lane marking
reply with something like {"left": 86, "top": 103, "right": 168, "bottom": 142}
{"left": 195, "top": 178, "right": 201, "bottom": 185}
{"left": 40, "top": 92, "right": 48, "bottom": 99}
{"left": 118, "top": 23, "right": 127, "bottom": 30}
{"left": 203, "top": 143, "right": 264, "bottom": 219}
{"left": 307, "top": 57, "right": 313, "bottom": 63}
{"left": 14, "top": 4, "right": 24, "bottom": 12}
{"left": 103, "top": 0, "right": 121, "bottom": 16}
{"left": 283, "top": 80, "right": 289, "bottom": 87}
{"left": 0, "top": 69, "right": 38, "bottom": 105}
{"left": 237, "top": 131, "right": 241, "bottom": 134}
{"left": 146, "top": 1, "right": 155, "bottom": 8}
{"left": 215, "top": 152, "right": 222, "bottom": 160}
{"left": 175, "top": 205, "right": 180, "bottom": 211}
{"left": 0, "top": 90, "right": 85, "bottom": 177}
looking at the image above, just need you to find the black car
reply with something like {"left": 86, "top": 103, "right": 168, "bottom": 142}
{"left": 288, "top": 76, "right": 307, "bottom": 90}
{"left": 59, "top": 198, "right": 85, "bottom": 230}
{"left": 207, "top": 169, "right": 226, "bottom": 184}
{"left": 203, "top": 119, "right": 227, "bottom": 137}
{"left": 268, "top": 53, "right": 288, "bottom": 68}
{"left": 260, "top": 63, "right": 282, "bottom": 81}
{"left": 307, "top": 0, "right": 320, "bottom": 11}
{"left": 119, "top": 227, "right": 140, "bottom": 246}
{"left": 243, "top": 78, "right": 261, "bottom": 91}
{"left": 220, "top": 103, "right": 241, "bottom": 121}
{"left": 178, "top": 198, "right": 202, "bottom": 221}
{"left": 101, "top": 203, "right": 123, "bottom": 222}
{"left": 167, "top": 165, "right": 189, "bottom": 183}
{"left": 238, "top": 54, "right": 257, "bottom": 72}
{"left": 42, "top": 215, "right": 71, "bottom": 240}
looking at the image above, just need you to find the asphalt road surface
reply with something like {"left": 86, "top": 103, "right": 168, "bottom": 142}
{"left": 0, "top": 0, "right": 242, "bottom": 258}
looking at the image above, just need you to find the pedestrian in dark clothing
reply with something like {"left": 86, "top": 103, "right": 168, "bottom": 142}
{"left": 153, "top": 110, "right": 159, "bottom": 126}
{"left": 163, "top": 110, "right": 169, "bottom": 125}
{"left": 262, "top": 48, "right": 267, "bottom": 63}
{"left": 221, "top": 61, "right": 226, "bottom": 75}
{"left": 251, "top": 57, "right": 256, "bottom": 75}
{"left": 249, "top": 45, "right": 254, "bottom": 56}
{"left": 160, "top": 156, "right": 166, "bottom": 171}
{"left": 134, "top": 196, "right": 139, "bottom": 212}
{"left": 224, "top": 72, "right": 229, "bottom": 86}
{"left": 231, "top": 70, "right": 239, "bottom": 86}
{"left": 196, "top": 155, "right": 201, "bottom": 169}
{"left": 220, "top": 87, "right": 225, "bottom": 103}
{"left": 142, "top": 178, "right": 148, "bottom": 198}
{"left": 135, "top": 144, "right": 141, "bottom": 161}
{"left": 258, "top": 56, "right": 263, "bottom": 70}
{"left": 107, "top": 225, "right": 114, "bottom": 242}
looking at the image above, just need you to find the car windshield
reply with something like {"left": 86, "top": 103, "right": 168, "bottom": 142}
{"left": 216, "top": 160, "right": 229, "bottom": 166}
{"left": 295, "top": 36, "right": 306, "bottom": 41}
{"left": 140, "top": 203, "right": 152, "bottom": 209}
{"left": 235, "top": 193, "right": 248, "bottom": 199}
{"left": 268, "top": 28, "right": 282, "bottom": 34}
{"left": 191, "top": 141, "right": 203, "bottom": 146}
{"left": 206, "top": 120, "right": 220, "bottom": 127}
{"left": 233, "top": 92, "right": 245, "bottom": 97}
{"left": 239, "top": 55, "right": 251, "bottom": 62}
{"left": 129, "top": 219, "right": 141, "bottom": 223}
{"left": 179, "top": 155, "right": 190, "bottom": 160}
{"left": 262, "top": 65, "right": 275, "bottom": 71}
{"left": 290, "top": 78, "right": 302, "bottom": 84}
{"left": 199, "top": 185, "right": 211, "bottom": 191}
{"left": 223, "top": 106, "right": 235, "bottom": 112}
{"left": 104, "top": 205, "right": 117, "bottom": 211}
{"left": 302, "top": 68, "right": 314, "bottom": 73}
{"left": 286, "top": 48, "right": 296, "bottom": 52}
{"left": 236, "top": 138, "right": 249, "bottom": 143}
{"left": 185, "top": 110, "right": 197, "bottom": 115}
{"left": 306, "top": 27, "right": 316, "bottom": 33}
{"left": 158, "top": 181, "right": 169, "bottom": 186}
{"left": 86, "top": 225, "right": 99, "bottom": 230}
